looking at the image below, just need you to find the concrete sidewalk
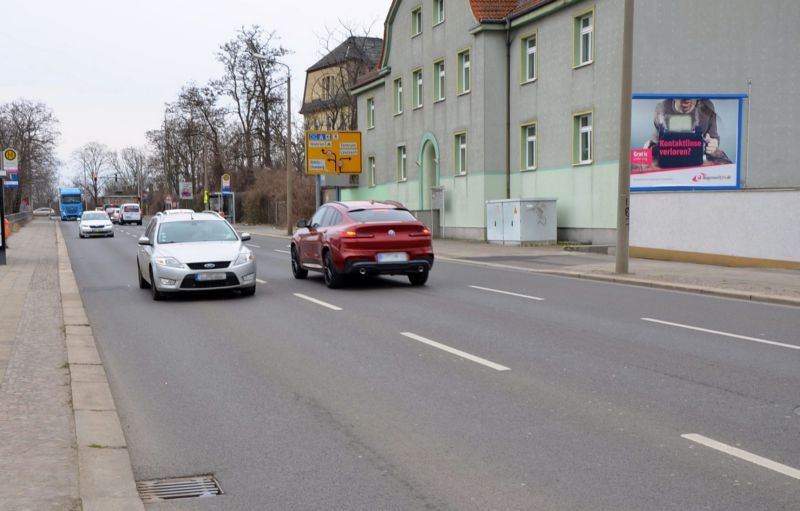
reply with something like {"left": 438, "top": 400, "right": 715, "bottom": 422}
{"left": 0, "top": 219, "right": 143, "bottom": 511}
{"left": 0, "top": 219, "right": 797, "bottom": 509}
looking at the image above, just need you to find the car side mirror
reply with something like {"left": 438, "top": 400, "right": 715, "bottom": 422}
{"left": 137, "top": 236, "right": 151, "bottom": 246}
{"left": 240, "top": 232, "right": 251, "bottom": 241}
{"left": 296, "top": 219, "right": 308, "bottom": 229}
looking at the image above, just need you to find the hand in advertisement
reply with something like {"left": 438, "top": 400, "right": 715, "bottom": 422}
{"left": 704, "top": 134, "right": 719, "bottom": 155}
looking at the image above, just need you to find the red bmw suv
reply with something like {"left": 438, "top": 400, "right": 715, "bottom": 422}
{"left": 291, "top": 200, "right": 434, "bottom": 288}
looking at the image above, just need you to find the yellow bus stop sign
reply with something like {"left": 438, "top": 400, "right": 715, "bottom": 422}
{"left": 305, "top": 131, "right": 362, "bottom": 174}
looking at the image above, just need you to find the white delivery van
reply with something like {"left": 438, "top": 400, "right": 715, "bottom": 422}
{"left": 119, "top": 203, "right": 142, "bottom": 225}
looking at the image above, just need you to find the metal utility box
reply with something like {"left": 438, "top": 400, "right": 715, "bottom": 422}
{"left": 486, "top": 198, "right": 557, "bottom": 245}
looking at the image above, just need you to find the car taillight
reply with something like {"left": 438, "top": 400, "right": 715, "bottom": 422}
{"left": 409, "top": 228, "right": 431, "bottom": 237}
{"left": 342, "top": 230, "right": 374, "bottom": 238}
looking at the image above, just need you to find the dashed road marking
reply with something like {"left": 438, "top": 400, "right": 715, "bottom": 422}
{"left": 401, "top": 332, "right": 510, "bottom": 371}
{"left": 293, "top": 293, "right": 342, "bottom": 311}
{"left": 642, "top": 318, "right": 799, "bottom": 351}
{"left": 682, "top": 434, "right": 800, "bottom": 481}
{"left": 469, "top": 285, "right": 543, "bottom": 301}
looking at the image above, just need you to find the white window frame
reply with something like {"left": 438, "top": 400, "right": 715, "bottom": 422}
{"left": 393, "top": 77, "right": 403, "bottom": 115}
{"left": 454, "top": 132, "right": 467, "bottom": 175}
{"left": 412, "top": 7, "right": 422, "bottom": 36}
{"left": 434, "top": 0, "right": 445, "bottom": 25}
{"left": 575, "top": 113, "right": 593, "bottom": 164}
{"left": 412, "top": 68, "right": 423, "bottom": 108}
{"left": 366, "top": 97, "right": 375, "bottom": 129}
{"left": 434, "top": 59, "right": 445, "bottom": 102}
{"left": 577, "top": 12, "right": 593, "bottom": 66}
{"left": 523, "top": 123, "right": 537, "bottom": 170}
{"left": 458, "top": 49, "right": 470, "bottom": 94}
{"left": 397, "top": 145, "right": 407, "bottom": 181}
{"left": 523, "top": 34, "right": 537, "bottom": 82}
{"left": 368, "top": 155, "right": 376, "bottom": 187}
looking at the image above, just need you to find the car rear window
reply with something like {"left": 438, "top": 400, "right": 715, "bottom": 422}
{"left": 349, "top": 209, "right": 417, "bottom": 223}
{"left": 123, "top": 205, "right": 139, "bottom": 212}
{"left": 157, "top": 220, "right": 238, "bottom": 244}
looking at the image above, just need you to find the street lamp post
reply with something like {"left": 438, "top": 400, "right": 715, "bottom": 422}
{"left": 251, "top": 52, "right": 293, "bottom": 235}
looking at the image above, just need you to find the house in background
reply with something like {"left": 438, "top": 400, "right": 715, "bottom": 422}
{"left": 346, "top": 0, "right": 800, "bottom": 268}
{"left": 300, "top": 36, "right": 383, "bottom": 203}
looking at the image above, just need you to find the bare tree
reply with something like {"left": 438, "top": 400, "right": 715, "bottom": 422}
{"left": 73, "top": 142, "right": 114, "bottom": 209}
{"left": 113, "top": 147, "right": 150, "bottom": 197}
{"left": 0, "top": 99, "right": 60, "bottom": 210}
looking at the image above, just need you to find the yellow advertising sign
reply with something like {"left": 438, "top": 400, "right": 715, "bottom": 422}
{"left": 305, "top": 131, "right": 362, "bottom": 174}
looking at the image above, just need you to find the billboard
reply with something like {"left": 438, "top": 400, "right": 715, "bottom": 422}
{"left": 630, "top": 94, "right": 745, "bottom": 191}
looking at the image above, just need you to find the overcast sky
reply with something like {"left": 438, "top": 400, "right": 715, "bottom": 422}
{"left": 0, "top": 0, "right": 392, "bottom": 177}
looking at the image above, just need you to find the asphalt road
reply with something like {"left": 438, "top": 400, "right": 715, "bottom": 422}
{"left": 62, "top": 221, "right": 800, "bottom": 510}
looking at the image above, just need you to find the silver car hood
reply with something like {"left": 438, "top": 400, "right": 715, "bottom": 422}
{"left": 155, "top": 241, "right": 243, "bottom": 264}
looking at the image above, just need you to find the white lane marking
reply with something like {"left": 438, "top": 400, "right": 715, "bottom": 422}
{"left": 682, "top": 434, "right": 800, "bottom": 481}
{"left": 293, "top": 293, "right": 342, "bottom": 311}
{"left": 246, "top": 243, "right": 261, "bottom": 248}
{"left": 469, "top": 285, "right": 544, "bottom": 301}
{"left": 642, "top": 318, "right": 799, "bottom": 351}
{"left": 274, "top": 249, "right": 290, "bottom": 254}
{"left": 401, "top": 332, "right": 510, "bottom": 372}
{"left": 256, "top": 279, "right": 267, "bottom": 284}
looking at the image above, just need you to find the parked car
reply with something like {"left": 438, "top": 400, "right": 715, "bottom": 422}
{"left": 110, "top": 208, "right": 121, "bottom": 224}
{"left": 78, "top": 211, "right": 114, "bottom": 238}
{"left": 104, "top": 204, "right": 117, "bottom": 217}
{"left": 33, "top": 207, "right": 55, "bottom": 217}
{"left": 119, "top": 203, "right": 142, "bottom": 225}
{"left": 291, "top": 200, "right": 434, "bottom": 288}
{"left": 136, "top": 212, "right": 256, "bottom": 300}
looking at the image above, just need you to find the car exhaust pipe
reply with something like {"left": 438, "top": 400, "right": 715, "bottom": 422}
{"left": 359, "top": 268, "right": 367, "bottom": 276}
{"left": 418, "top": 266, "right": 425, "bottom": 273}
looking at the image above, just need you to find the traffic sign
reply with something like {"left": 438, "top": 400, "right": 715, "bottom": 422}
{"left": 221, "top": 173, "right": 231, "bottom": 194}
{"left": 179, "top": 181, "right": 193, "bottom": 199}
{"left": 2, "top": 147, "right": 18, "bottom": 177}
{"left": 305, "top": 131, "right": 362, "bottom": 174}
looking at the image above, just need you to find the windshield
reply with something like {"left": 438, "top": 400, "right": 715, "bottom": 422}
{"left": 82, "top": 212, "right": 108, "bottom": 221}
{"left": 157, "top": 220, "right": 238, "bottom": 244}
{"left": 61, "top": 195, "right": 82, "bottom": 204}
{"left": 349, "top": 209, "right": 417, "bottom": 223}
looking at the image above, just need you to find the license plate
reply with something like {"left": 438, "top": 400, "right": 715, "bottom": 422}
{"left": 376, "top": 252, "right": 408, "bottom": 263}
{"left": 195, "top": 272, "right": 227, "bottom": 281}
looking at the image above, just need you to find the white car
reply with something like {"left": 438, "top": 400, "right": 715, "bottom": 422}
{"left": 119, "top": 203, "right": 142, "bottom": 225}
{"left": 78, "top": 211, "right": 114, "bottom": 238}
{"left": 136, "top": 212, "right": 256, "bottom": 300}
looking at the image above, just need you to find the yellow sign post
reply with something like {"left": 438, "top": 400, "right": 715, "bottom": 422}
{"left": 305, "top": 131, "right": 362, "bottom": 174}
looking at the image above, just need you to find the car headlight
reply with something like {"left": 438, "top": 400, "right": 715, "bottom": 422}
{"left": 234, "top": 249, "right": 254, "bottom": 266}
{"left": 154, "top": 256, "right": 184, "bottom": 268}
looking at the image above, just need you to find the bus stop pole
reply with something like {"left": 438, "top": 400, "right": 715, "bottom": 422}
{"left": 0, "top": 177, "right": 7, "bottom": 265}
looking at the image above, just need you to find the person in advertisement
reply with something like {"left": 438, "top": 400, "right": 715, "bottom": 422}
{"left": 643, "top": 98, "right": 732, "bottom": 167}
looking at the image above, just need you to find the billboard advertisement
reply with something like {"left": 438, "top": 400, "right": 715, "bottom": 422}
{"left": 630, "top": 94, "right": 745, "bottom": 191}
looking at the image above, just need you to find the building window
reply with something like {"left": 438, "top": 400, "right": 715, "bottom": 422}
{"left": 412, "top": 68, "right": 423, "bottom": 108}
{"left": 433, "top": 60, "right": 445, "bottom": 101}
{"left": 454, "top": 132, "right": 467, "bottom": 175}
{"left": 575, "top": 12, "right": 593, "bottom": 66}
{"left": 412, "top": 8, "right": 422, "bottom": 36}
{"left": 458, "top": 49, "right": 470, "bottom": 94}
{"left": 366, "top": 97, "right": 375, "bottom": 129}
{"left": 368, "top": 156, "right": 376, "bottom": 187}
{"left": 522, "top": 123, "right": 536, "bottom": 170}
{"left": 322, "top": 75, "right": 334, "bottom": 98}
{"left": 574, "top": 113, "right": 593, "bottom": 164}
{"left": 434, "top": 0, "right": 445, "bottom": 25}
{"left": 393, "top": 78, "right": 403, "bottom": 114}
{"left": 397, "top": 145, "right": 407, "bottom": 181}
{"left": 523, "top": 34, "right": 536, "bottom": 82}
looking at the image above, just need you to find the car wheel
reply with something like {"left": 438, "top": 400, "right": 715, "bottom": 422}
{"left": 78, "top": 232, "right": 84, "bottom": 238}
{"left": 109, "top": 232, "right": 114, "bottom": 237}
{"left": 137, "top": 221, "right": 142, "bottom": 226}
{"left": 408, "top": 269, "right": 429, "bottom": 286}
{"left": 323, "top": 251, "right": 344, "bottom": 289}
{"left": 240, "top": 286, "right": 256, "bottom": 297}
{"left": 291, "top": 246, "right": 308, "bottom": 279}
{"left": 137, "top": 260, "right": 150, "bottom": 289}
{"left": 150, "top": 267, "right": 163, "bottom": 301}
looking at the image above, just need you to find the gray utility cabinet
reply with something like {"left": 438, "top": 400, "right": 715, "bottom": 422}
{"left": 486, "top": 198, "right": 557, "bottom": 245}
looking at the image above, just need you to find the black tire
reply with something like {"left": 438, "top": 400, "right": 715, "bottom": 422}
{"left": 137, "top": 221, "right": 142, "bottom": 226}
{"left": 323, "top": 251, "right": 344, "bottom": 289}
{"left": 137, "top": 260, "right": 150, "bottom": 289}
{"left": 150, "top": 267, "right": 163, "bottom": 301}
{"left": 240, "top": 286, "right": 256, "bottom": 297}
{"left": 408, "top": 270, "right": 429, "bottom": 286}
{"left": 291, "top": 246, "right": 308, "bottom": 279}
{"left": 109, "top": 233, "right": 114, "bottom": 237}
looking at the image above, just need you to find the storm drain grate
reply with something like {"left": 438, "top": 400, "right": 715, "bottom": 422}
{"left": 136, "top": 475, "right": 222, "bottom": 503}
